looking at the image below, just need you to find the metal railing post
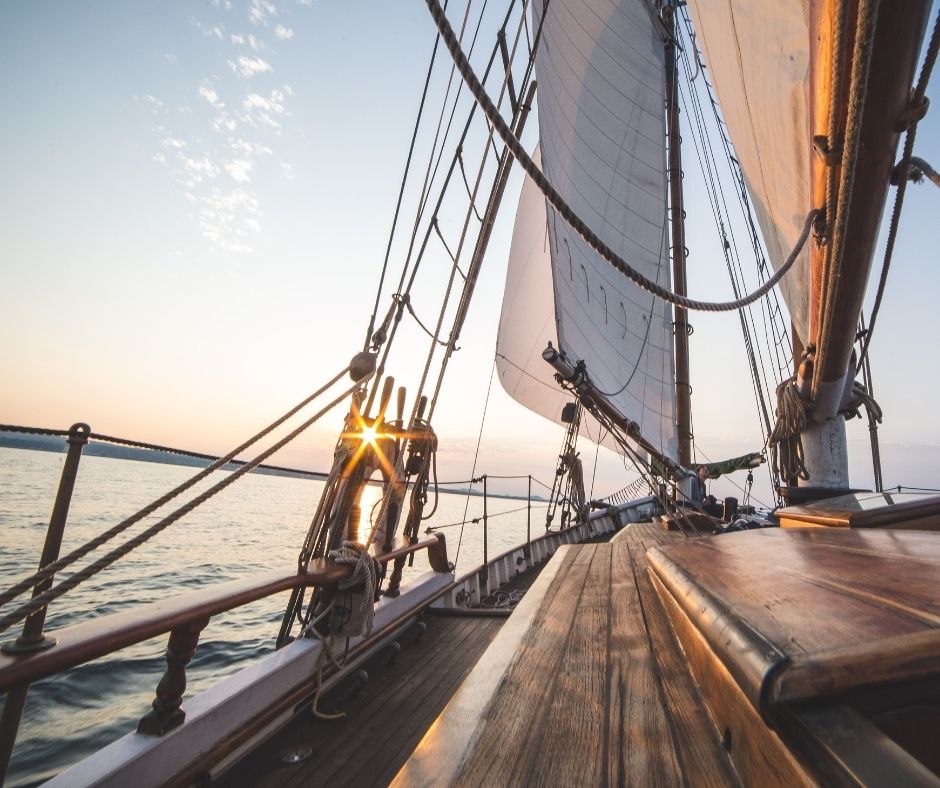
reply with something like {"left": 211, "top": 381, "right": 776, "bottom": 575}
{"left": 0, "top": 422, "right": 90, "bottom": 782}
{"left": 525, "top": 475, "right": 531, "bottom": 561}
{"left": 481, "top": 475, "right": 488, "bottom": 595}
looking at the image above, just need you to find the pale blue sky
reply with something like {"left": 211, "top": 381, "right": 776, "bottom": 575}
{"left": 1, "top": 1, "right": 938, "bottom": 505}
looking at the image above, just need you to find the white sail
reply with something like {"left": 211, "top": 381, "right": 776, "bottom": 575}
{"left": 496, "top": 150, "right": 618, "bottom": 453}
{"left": 685, "top": 0, "right": 813, "bottom": 343}
{"left": 498, "top": 0, "right": 678, "bottom": 462}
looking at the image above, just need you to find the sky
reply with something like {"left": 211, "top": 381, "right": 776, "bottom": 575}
{"left": 1, "top": 1, "right": 938, "bottom": 507}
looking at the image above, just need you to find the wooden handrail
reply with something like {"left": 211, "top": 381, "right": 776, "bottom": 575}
{"left": 0, "top": 534, "right": 444, "bottom": 694}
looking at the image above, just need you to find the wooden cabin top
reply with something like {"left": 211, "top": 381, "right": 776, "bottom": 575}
{"left": 648, "top": 527, "right": 940, "bottom": 707}
{"left": 776, "top": 490, "right": 940, "bottom": 530}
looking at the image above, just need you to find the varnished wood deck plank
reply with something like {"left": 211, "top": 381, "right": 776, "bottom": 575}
{"left": 296, "top": 617, "right": 488, "bottom": 788}
{"left": 528, "top": 544, "right": 611, "bottom": 786}
{"left": 221, "top": 613, "right": 502, "bottom": 788}
{"left": 452, "top": 545, "right": 598, "bottom": 786}
{"left": 624, "top": 525, "right": 742, "bottom": 786}
{"left": 608, "top": 531, "right": 685, "bottom": 785}
{"left": 400, "top": 523, "right": 739, "bottom": 786}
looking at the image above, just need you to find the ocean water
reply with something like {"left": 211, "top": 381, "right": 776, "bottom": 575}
{"left": 0, "top": 448, "right": 542, "bottom": 786}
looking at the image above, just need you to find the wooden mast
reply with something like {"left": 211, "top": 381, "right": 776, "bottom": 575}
{"left": 664, "top": 1, "right": 693, "bottom": 469}
{"left": 801, "top": 0, "right": 932, "bottom": 487}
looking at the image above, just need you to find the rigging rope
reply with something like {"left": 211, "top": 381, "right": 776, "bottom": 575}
{"left": 454, "top": 359, "right": 497, "bottom": 566}
{"left": 0, "top": 367, "right": 354, "bottom": 610}
{"left": 814, "top": 0, "right": 880, "bottom": 399}
{"left": 675, "top": 31, "right": 782, "bottom": 501}
{"left": 424, "top": 0, "right": 817, "bottom": 313}
{"left": 0, "top": 384, "right": 358, "bottom": 636}
{"left": 907, "top": 156, "right": 940, "bottom": 187}
{"left": 364, "top": 10, "right": 446, "bottom": 350}
{"left": 856, "top": 5, "right": 939, "bottom": 373}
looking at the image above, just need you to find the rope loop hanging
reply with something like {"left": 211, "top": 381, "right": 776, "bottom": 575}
{"left": 768, "top": 376, "right": 810, "bottom": 484}
{"left": 423, "top": 0, "right": 816, "bottom": 314}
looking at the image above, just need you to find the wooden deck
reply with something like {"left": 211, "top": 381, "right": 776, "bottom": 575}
{"left": 217, "top": 612, "right": 504, "bottom": 788}
{"left": 400, "top": 523, "right": 940, "bottom": 786}
{"left": 398, "top": 522, "right": 740, "bottom": 786}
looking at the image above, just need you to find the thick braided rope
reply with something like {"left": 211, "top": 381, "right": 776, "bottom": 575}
{"left": 424, "top": 0, "right": 815, "bottom": 313}
{"left": 857, "top": 6, "right": 939, "bottom": 371}
{"left": 328, "top": 541, "right": 378, "bottom": 637}
{"left": 909, "top": 156, "right": 940, "bottom": 187}
{"left": 823, "top": 0, "right": 850, "bottom": 239}
{"left": 0, "top": 384, "right": 357, "bottom": 636}
{"left": 0, "top": 367, "right": 351, "bottom": 610}
{"left": 815, "top": 0, "right": 880, "bottom": 397}
{"left": 768, "top": 377, "right": 809, "bottom": 483}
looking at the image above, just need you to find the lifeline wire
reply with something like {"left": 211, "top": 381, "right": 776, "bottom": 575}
{"left": 0, "top": 366, "right": 353, "bottom": 609}
{"left": 0, "top": 384, "right": 358, "bottom": 636}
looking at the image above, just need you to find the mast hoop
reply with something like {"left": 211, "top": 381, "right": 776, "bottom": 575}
{"left": 424, "top": 0, "right": 818, "bottom": 314}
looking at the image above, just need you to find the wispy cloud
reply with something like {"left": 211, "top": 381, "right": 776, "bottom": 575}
{"left": 249, "top": 0, "right": 278, "bottom": 26}
{"left": 225, "top": 158, "right": 254, "bottom": 183}
{"left": 199, "top": 187, "right": 261, "bottom": 253}
{"left": 228, "top": 138, "right": 273, "bottom": 156}
{"left": 243, "top": 87, "right": 290, "bottom": 128}
{"left": 145, "top": 0, "right": 303, "bottom": 253}
{"left": 138, "top": 94, "right": 165, "bottom": 111}
{"left": 198, "top": 84, "right": 225, "bottom": 109}
{"left": 184, "top": 156, "right": 221, "bottom": 184}
{"left": 229, "top": 55, "right": 273, "bottom": 78}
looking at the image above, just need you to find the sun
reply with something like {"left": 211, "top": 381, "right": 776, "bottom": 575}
{"left": 360, "top": 425, "right": 378, "bottom": 446}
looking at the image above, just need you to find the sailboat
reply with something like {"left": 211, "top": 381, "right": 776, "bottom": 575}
{"left": 1, "top": 0, "right": 939, "bottom": 784}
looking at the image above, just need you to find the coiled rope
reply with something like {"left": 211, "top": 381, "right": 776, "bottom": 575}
{"left": 423, "top": 0, "right": 817, "bottom": 313}
{"left": 768, "top": 377, "right": 810, "bottom": 484}
{"left": 328, "top": 541, "right": 379, "bottom": 638}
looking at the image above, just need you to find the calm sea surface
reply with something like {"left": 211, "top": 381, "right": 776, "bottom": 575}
{"left": 0, "top": 448, "right": 543, "bottom": 786}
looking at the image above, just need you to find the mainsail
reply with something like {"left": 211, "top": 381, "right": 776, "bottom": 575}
{"left": 684, "top": 0, "right": 813, "bottom": 343}
{"left": 496, "top": 0, "right": 678, "bottom": 462}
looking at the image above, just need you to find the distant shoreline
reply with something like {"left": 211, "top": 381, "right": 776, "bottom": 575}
{"left": 0, "top": 431, "right": 544, "bottom": 502}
